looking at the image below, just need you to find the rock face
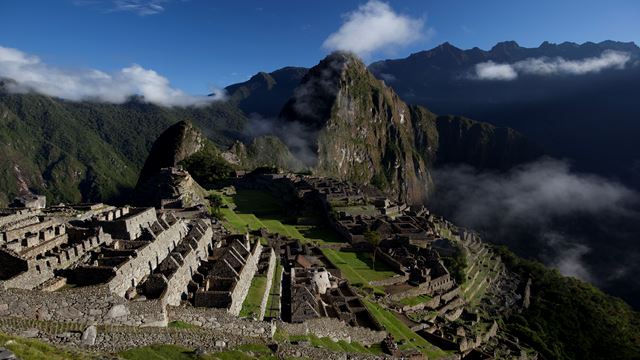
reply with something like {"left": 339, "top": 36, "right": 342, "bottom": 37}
{"left": 280, "top": 52, "right": 434, "bottom": 204}
{"left": 369, "top": 41, "right": 640, "bottom": 183}
{"left": 136, "top": 121, "right": 204, "bottom": 187}
{"left": 278, "top": 52, "right": 539, "bottom": 204}
{"left": 225, "top": 135, "right": 305, "bottom": 171}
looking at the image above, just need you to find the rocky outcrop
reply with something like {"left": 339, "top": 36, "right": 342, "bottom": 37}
{"left": 136, "top": 121, "right": 204, "bottom": 187}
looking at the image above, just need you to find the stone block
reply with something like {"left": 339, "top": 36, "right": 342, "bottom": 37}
{"left": 107, "top": 304, "right": 130, "bottom": 318}
{"left": 82, "top": 325, "right": 97, "bottom": 346}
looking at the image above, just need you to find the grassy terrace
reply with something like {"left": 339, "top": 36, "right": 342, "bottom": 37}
{"left": 265, "top": 260, "right": 283, "bottom": 319}
{"left": 0, "top": 331, "right": 92, "bottom": 360}
{"left": 215, "top": 188, "right": 450, "bottom": 358}
{"left": 215, "top": 188, "right": 399, "bottom": 289}
{"left": 363, "top": 300, "right": 450, "bottom": 358}
{"left": 332, "top": 204, "right": 378, "bottom": 216}
{"left": 240, "top": 275, "right": 269, "bottom": 318}
{"left": 398, "top": 294, "right": 433, "bottom": 307}
{"left": 321, "top": 248, "right": 397, "bottom": 288}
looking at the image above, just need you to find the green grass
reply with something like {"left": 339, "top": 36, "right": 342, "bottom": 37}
{"left": 398, "top": 294, "right": 433, "bottom": 307}
{"left": 240, "top": 275, "right": 269, "bottom": 318}
{"left": 362, "top": 300, "right": 449, "bottom": 358}
{"left": 168, "top": 320, "right": 199, "bottom": 329}
{"left": 216, "top": 191, "right": 305, "bottom": 239}
{"left": 0, "top": 332, "right": 91, "bottom": 360}
{"left": 210, "top": 343, "right": 277, "bottom": 360}
{"left": 265, "top": 260, "right": 283, "bottom": 319}
{"left": 321, "top": 248, "right": 397, "bottom": 287}
{"left": 333, "top": 205, "right": 379, "bottom": 216}
{"left": 219, "top": 189, "right": 399, "bottom": 290}
{"left": 120, "top": 344, "right": 198, "bottom": 360}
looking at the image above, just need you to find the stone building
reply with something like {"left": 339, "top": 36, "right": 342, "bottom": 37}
{"left": 191, "top": 235, "right": 262, "bottom": 315}
{"left": 10, "top": 194, "right": 46, "bottom": 209}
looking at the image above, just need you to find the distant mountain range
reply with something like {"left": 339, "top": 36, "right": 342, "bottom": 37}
{"left": 371, "top": 40, "right": 640, "bottom": 185}
{"left": 226, "top": 40, "right": 640, "bottom": 186}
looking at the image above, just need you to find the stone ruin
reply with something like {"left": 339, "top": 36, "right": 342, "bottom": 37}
{"left": 189, "top": 234, "right": 263, "bottom": 316}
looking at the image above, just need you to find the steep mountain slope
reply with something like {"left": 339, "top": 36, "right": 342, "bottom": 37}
{"left": 136, "top": 120, "right": 205, "bottom": 186}
{"left": 0, "top": 90, "right": 247, "bottom": 206}
{"left": 369, "top": 40, "right": 640, "bottom": 184}
{"left": 277, "top": 52, "right": 540, "bottom": 204}
{"left": 434, "top": 115, "right": 541, "bottom": 170}
{"left": 279, "top": 52, "right": 434, "bottom": 204}
{"left": 225, "top": 66, "right": 308, "bottom": 118}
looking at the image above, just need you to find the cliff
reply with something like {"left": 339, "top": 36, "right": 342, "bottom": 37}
{"left": 280, "top": 52, "right": 433, "bottom": 204}
{"left": 136, "top": 120, "right": 205, "bottom": 187}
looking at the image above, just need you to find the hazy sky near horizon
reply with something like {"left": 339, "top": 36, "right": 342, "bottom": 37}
{"left": 1, "top": 0, "right": 638, "bottom": 93}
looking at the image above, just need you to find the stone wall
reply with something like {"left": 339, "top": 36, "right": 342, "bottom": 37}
{"left": 228, "top": 241, "right": 263, "bottom": 316}
{"left": 98, "top": 207, "right": 156, "bottom": 240}
{"left": 168, "top": 306, "right": 275, "bottom": 338}
{"left": 0, "top": 230, "right": 113, "bottom": 290}
{"left": 108, "top": 220, "right": 189, "bottom": 297}
{"left": 160, "top": 221, "right": 213, "bottom": 306}
{"left": 258, "top": 248, "right": 276, "bottom": 320}
{"left": 0, "top": 211, "right": 40, "bottom": 235}
{"left": 0, "top": 285, "right": 166, "bottom": 327}
{"left": 368, "top": 274, "right": 408, "bottom": 287}
{"left": 278, "top": 318, "right": 387, "bottom": 346}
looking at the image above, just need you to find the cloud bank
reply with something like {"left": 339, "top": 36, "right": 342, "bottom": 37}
{"left": 323, "top": 0, "right": 424, "bottom": 57}
{"left": 0, "top": 45, "right": 223, "bottom": 107}
{"left": 430, "top": 158, "right": 639, "bottom": 282}
{"left": 471, "top": 50, "right": 631, "bottom": 80}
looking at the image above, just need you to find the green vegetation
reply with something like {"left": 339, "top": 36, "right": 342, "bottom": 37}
{"left": 265, "top": 260, "right": 283, "bottom": 319}
{"left": 0, "top": 331, "right": 91, "bottom": 360}
{"left": 207, "top": 343, "right": 276, "bottom": 360}
{"left": 207, "top": 193, "right": 224, "bottom": 219}
{"left": 333, "top": 205, "right": 378, "bottom": 217}
{"left": 0, "top": 92, "right": 247, "bottom": 204}
{"left": 289, "top": 334, "right": 383, "bottom": 355}
{"left": 168, "top": 320, "right": 199, "bottom": 329}
{"left": 181, "top": 142, "right": 234, "bottom": 187}
{"left": 362, "top": 300, "right": 449, "bottom": 358}
{"left": 217, "top": 188, "right": 400, "bottom": 290}
{"left": 321, "top": 248, "right": 397, "bottom": 287}
{"left": 120, "top": 344, "right": 197, "bottom": 360}
{"left": 441, "top": 243, "right": 467, "bottom": 285}
{"left": 240, "top": 275, "right": 268, "bottom": 318}
{"left": 496, "top": 246, "right": 640, "bottom": 360}
{"left": 364, "top": 230, "right": 382, "bottom": 270}
{"left": 398, "top": 294, "right": 433, "bottom": 307}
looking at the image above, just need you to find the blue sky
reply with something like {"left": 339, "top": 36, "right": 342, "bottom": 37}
{"left": 1, "top": 0, "right": 638, "bottom": 95}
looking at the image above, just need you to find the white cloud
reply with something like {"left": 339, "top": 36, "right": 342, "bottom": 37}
{"left": 322, "top": 0, "right": 425, "bottom": 57}
{"left": 471, "top": 50, "right": 632, "bottom": 80}
{"left": 112, "top": 0, "right": 167, "bottom": 16}
{"left": 474, "top": 61, "right": 517, "bottom": 80}
{"left": 431, "top": 158, "right": 640, "bottom": 283}
{"left": 0, "top": 45, "right": 223, "bottom": 107}
{"left": 74, "top": 0, "right": 170, "bottom": 16}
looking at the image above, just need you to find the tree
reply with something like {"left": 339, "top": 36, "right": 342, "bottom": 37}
{"left": 206, "top": 193, "right": 224, "bottom": 219}
{"left": 364, "top": 230, "right": 382, "bottom": 270}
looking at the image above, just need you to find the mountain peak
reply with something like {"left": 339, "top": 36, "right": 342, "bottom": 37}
{"left": 491, "top": 40, "right": 521, "bottom": 51}
{"left": 136, "top": 120, "right": 204, "bottom": 187}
